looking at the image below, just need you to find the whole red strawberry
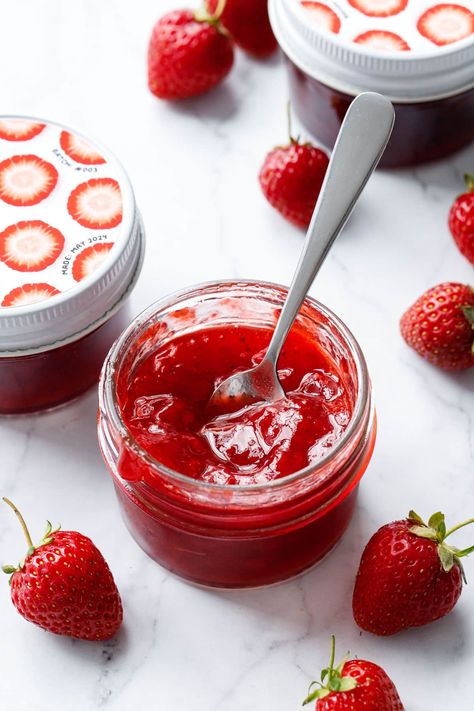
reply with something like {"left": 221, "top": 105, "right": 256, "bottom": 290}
{"left": 147, "top": 9, "right": 234, "bottom": 100}
{"left": 449, "top": 173, "right": 474, "bottom": 266}
{"left": 259, "top": 109, "right": 329, "bottom": 228}
{"left": 302, "top": 636, "right": 403, "bottom": 710}
{"left": 353, "top": 511, "right": 474, "bottom": 636}
{"left": 400, "top": 282, "right": 474, "bottom": 370}
{"left": 2, "top": 498, "right": 122, "bottom": 641}
{"left": 206, "top": 0, "right": 277, "bottom": 57}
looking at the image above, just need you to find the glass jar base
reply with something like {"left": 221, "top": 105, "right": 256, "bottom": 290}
{"left": 134, "top": 526, "right": 346, "bottom": 592}
{"left": 115, "top": 480, "right": 358, "bottom": 589}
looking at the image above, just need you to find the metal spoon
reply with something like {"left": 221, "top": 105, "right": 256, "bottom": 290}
{"left": 208, "top": 92, "right": 394, "bottom": 413}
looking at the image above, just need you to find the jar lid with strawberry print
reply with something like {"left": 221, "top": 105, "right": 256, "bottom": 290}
{"left": 0, "top": 116, "right": 144, "bottom": 354}
{"left": 269, "top": 0, "right": 474, "bottom": 99}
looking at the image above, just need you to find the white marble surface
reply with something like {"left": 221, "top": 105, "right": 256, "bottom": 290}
{"left": 0, "top": 2, "right": 473, "bottom": 709}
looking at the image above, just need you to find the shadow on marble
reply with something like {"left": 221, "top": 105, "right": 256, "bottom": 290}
{"left": 158, "top": 82, "right": 241, "bottom": 123}
{"left": 0, "top": 389, "right": 105, "bottom": 479}
{"left": 25, "top": 622, "right": 132, "bottom": 676}
{"left": 440, "top": 368, "right": 474, "bottom": 394}
{"left": 192, "top": 503, "right": 369, "bottom": 637}
{"left": 386, "top": 141, "right": 474, "bottom": 191}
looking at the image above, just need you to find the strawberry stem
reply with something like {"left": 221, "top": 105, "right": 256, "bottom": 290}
{"left": 214, "top": 0, "right": 227, "bottom": 20}
{"left": 3, "top": 497, "right": 33, "bottom": 550}
{"left": 464, "top": 173, "right": 474, "bottom": 193}
{"left": 302, "top": 636, "right": 356, "bottom": 705}
{"left": 287, "top": 101, "right": 299, "bottom": 145}
{"left": 328, "top": 634, "right": 336, "bottom": 674}
{"left": 195, "top": 0, "right": 226, "bottom": 25}
{"left": 445, "top": 518, "right": 474, "bottom": 539}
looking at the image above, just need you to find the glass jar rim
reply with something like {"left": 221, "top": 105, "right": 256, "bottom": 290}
{"left": 99, "top": 279, "right": 370, "bottom": 493}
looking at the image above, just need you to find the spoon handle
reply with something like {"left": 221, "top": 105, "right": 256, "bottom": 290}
{"left": 265, "top": 92, "right": 395, "bottom": 365}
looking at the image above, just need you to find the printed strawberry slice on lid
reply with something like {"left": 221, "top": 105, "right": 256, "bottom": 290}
{"left": 2, "top": 283, "right": 61, "bottom": 307}
{"left": 348, "top": 0, "right": 408, "bottom": 17}
{"left": 0, "top": 119, "right": 45, "bottom": 142}
{"left": 72, "top": 243, "right": 114, "bottom": 282}
{"left": 301, "top": 2, "right": 341, "bottom": 33}
{"left": 417, "top": 4, "right": 474, "bottom": 45}
{"left": 354, "top": 30, "right": 411, "bottom": 50}
{"left": 0, "top": 154, "right": 58, "bottom": 206}
{"left": 0, "top": 220, "right": 65, "bottom": 272}
{"left": 60, "top": 131, "right": 106, "bottom": 165}
{"left": 68, "top": 178, "right": 122, "bottom": 229}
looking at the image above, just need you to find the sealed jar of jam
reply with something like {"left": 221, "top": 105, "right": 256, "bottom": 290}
{"left": 269, "top": 0, "right": 474, "bottom": 167}
{"left": 0, "top": 116, "right": 144, "bottom": 414}
{"left": 98, "top": 281, "right": 376, "bottom": 589}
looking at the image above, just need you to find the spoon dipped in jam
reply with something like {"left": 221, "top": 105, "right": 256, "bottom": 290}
{"left": 208, "top": 92, "right": 394, "bottom": 414}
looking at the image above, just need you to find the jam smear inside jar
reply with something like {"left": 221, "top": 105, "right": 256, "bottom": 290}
{"left": 98, "top": 282, "right": 376, "bottom": 588}
{"left": 121, "top": 325, "right": 353, "bottom": 486}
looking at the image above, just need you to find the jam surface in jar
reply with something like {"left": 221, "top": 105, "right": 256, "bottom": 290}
{"left": 119, "top": 324, "right": 353, "bottom": 485}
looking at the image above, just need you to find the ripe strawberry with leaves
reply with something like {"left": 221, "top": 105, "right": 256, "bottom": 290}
{"left": 148, "top": 3, "right": 234, "bottom": 101}
{"left": 2, "top": 498, "right": 122, "bottom": 641}
{"left": 400, "top": 282, "right": 474, "bottom": 370}
{"left": 353, "top": 511, "right": 474, "bottom": 636}
{"left": 259, "top": 107, "right": 329, "bottom": 228}
{"left": 302, "top": 636, "right": 403, "bottom": 710}
{"left": 449, "top": 173, "right": 474, "bottom": 266}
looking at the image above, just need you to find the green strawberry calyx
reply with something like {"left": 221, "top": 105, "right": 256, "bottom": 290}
{"left": 195, "top": 0, "right": 227, "bottom": 27}
{"left": 2, "top": 497, "right": 60, "bottom": 584}
{"left": 464, "top": 173, "right": 474, "bottom": 193}
{"left": 302, "top": 635, "right": 357, "bottom": 705}
{"left": 409, "top": 510, "right": 474, "bottom": 583}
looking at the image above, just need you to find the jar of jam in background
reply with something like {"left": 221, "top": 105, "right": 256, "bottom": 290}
{"left": 0, "top": 116, "right": 145, "bottom": 414}
{"left": 98, "top": 281, "right": 376, "bottom": 589}
{"left": 269, "top": 0, "right": 474, "bottom": 167}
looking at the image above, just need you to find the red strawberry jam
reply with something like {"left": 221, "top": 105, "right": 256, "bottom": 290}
{"left": 120, "top": 325, "right": 352, "bottom": 486}
{"left": 99, "top": 282, "right": 376, "bottom": 588}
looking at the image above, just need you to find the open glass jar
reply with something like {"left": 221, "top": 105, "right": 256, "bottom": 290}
{"left": 98, "top": 281, "right": 376, "bottom": 589}
{"left": 0, "top": 116, "right": 144, "bottom": 414}
{"left": 269, "top": 0, "right": 474, "bottom": 167}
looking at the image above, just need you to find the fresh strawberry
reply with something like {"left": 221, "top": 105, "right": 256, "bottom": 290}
{"left": 354, "top": 29, "right": 410, "bottom": 50}
{"left": 353, "top": 511, "right": 474, "bottom": 636}
{"left": 449, "top": 173, "right": 474, "bottom": 265}
{"left": 206, "top": 0, "right": 277, "bottom": 57}
{"left": 72, "top": 242, "right": 114, "bottom": 282}
{"left": 417, "top": 3, "right": 474, "bottom": 45}
{"left": 0, "top": 154, "right": 58, "bottom": 206}
{"left": 0, "top": 220, "right": 65, "bottom": 272}
{"left": 68, "top": 178, "right": 122, "bottom": 229}
{"left": 400, "top": 282, "right": 474, "bottom": 370}
{"left": 1, "top": 283, "right": 60, "bottom": 307}
{"left": 60, "top": 131, "right": 105, "bottom": 165}
{"left": 348, "top": 0, "right": 408, "bottom": 17}
{"left": 259, "top": 109, "right": 329, "bottom": 228}
{"left": 148, "top": 8, "right": 234, "bottom": 100}
{"left": 301, "top": 2, "right": 341, "bottom": 34}
{"left": 0, "top": 119, "right": 45, "bottom": 142}
{"left": 302, "top": 636, "right": 403, "bottom": 709}
{"left": 2, "top": 498, "right": 122, "bottom": 641}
